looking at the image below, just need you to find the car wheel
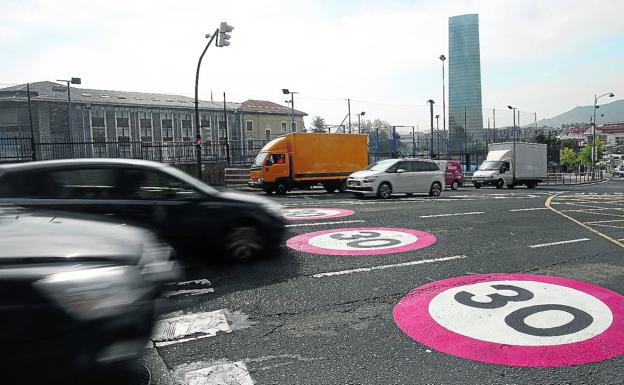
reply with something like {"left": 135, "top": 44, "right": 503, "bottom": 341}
{"left": 337, "top": 180, "right": 347, "bottom": 193}
{"left": 225, "top": 226, "right": 265, "bottom": 261}
{"left": 275, "top": 181, "right": 288, "bottom": 195}
{"left": 496, "top": 179, "right": 505, "bottom": 189}
{"left": 451, "top": 180, "right": 459, "bottom": 190}
{"left": 377, "top": 183, "right": 392, "bottom": 199}
{"left": 429, "top": 182, "right": 442, "bottom": 197}
{"left": 473, "top": 182, "right": 481, "bottom": 189}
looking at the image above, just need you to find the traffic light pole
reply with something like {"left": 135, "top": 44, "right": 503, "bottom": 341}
{"left": 194, "top": 29, "right": 219, "bottom": 180}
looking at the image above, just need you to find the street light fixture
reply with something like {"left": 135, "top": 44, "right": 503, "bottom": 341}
{"left": 592, "top": 92, "right": 615, "bottom": 177}
{"left": 439, "top": 55, "right": 447, "bottom": 138}
{"left": 508, "top": 105, "right": 517, "bottom": 141}
{"left": 194, "top": 22, "right": 234, "bottom": 177}
{"left": 357, "top": 112, "right": 366, "bottom": 134}
{"left": 282, "top": 89, "right": 298, "bottom": 132}
{"left": 56, "top": 77, "right": 81, "bottom": 138}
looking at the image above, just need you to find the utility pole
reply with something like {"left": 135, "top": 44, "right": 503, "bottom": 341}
{"left": 439, "top": 55, "right": 447, "bottom": 138}
{"left": 427, "top": 100, "right": 435, "bottom": 158}
{"left": 493, "top": 108, "right": 496, "bottom": 143}
{"left": 26, "top": 83, "right": 36, "bottom": 161}
{"left": 464, "top": 106, "right": 468, "bottom": 168}
{"left": 347, "top": 99, "right": 352, "bottom": 134}
{"left": 412, "top": 126, "right": 416, "bottom": 157}
{"left": 223, "top": 92, "right": 230, "bottom": 165}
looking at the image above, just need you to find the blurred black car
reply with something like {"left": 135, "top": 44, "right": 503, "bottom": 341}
{"left": 0, "top": 205, "right": 179, "bottom": 384}
{"left": 0, "top": 159, "right": 286, "bottom": 261}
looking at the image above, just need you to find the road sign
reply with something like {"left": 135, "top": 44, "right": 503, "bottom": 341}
{"left": 286, "top": 227, "right": 436, "bottom": 255}
{"left": 393, "top": 273, "right": 624, "bottom": 367}
{"left": 283, "top": 208, "right": 354, "bottom": 221}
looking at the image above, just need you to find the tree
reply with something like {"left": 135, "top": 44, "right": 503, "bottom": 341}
{"left": 578, "top": 139, "right": 606, "bottom": 165}
{"left": 560, "top": 139, "right": 580, "bottom": 153}
{"left": 560, "top": 147, "right": 578, "bottom": 167}
{"left": 311, "top": 116, "right": 326, "bottom": 133}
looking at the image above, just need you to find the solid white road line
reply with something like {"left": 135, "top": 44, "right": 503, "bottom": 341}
{"left": 529, "top": 238, "right": 591, "bottom": 249}
{"left": 163, "top": 288, "right": 215, "bottom": 298}
{"left": 152, "top": 309, "right": 231, "bottom": 347}
{"left": 313, "top": 255, "right": 467, "bottom": 278}
{"left": 183, "top": 361, "right": 254, "bottom": 385}
{"left": 285, "top": 220, "right": 365, "bottom": 228}
{"left": 419, "top": 212, "right": 484, "bottom": 218}
{"left": 509, "top": 207, "right": 549, "bottom": 212}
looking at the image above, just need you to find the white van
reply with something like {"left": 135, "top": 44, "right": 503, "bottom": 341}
{"left": 346, "top": 158, "right": 445, "bottom": 199}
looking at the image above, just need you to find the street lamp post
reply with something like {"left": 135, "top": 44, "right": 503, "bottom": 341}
{"left": 592, "top": 92, "right": 615, "bottom": 178}
{"left": 357, "top": 112, "right": 366, "bottom": 134}
{"left": 427, "top": 100, "right": 435, "bottom": 159}
{"left": 439, "top": 55, "right": 447, "bottom": 138}
{"left": 56, "top": 77, "right": 81, "bottom": 138}
{"left": 507, "top": 105, "right": 517, "bottom": 141}
{"left": 194, "top": 22, "right": 234, "bottom": 178}
{"left": 435, "top": 114, "right": 440, "bottom": 158}
{"left": 282, "top": 89, "right": 298, "bottom": 132}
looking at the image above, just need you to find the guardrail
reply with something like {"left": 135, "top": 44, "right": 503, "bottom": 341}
{"left": 224, "top": 168, "right": 249, "bottom": 187}
{"left": 463, "top": 172, "right": 602, "bottom": 187}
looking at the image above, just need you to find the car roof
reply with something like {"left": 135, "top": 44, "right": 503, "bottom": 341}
{"left": 0, "top": 158, "right": 169, "bottom": 172}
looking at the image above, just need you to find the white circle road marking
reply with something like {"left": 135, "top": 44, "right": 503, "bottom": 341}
{"left": 428, "top": 280, "right": 613, "bottom": 346}
{"left": 283, "top": 208, "right": 354, "bottom": 221}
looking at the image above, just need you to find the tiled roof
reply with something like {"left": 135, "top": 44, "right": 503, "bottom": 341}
{"left": 598, "top": 124, "right": 624, "bottom": 134}
{"left": 241, "top": 99, "right": 306, "bottom": 116}
{"left": 0, "top": 81, "right": 240, "bottom": 111}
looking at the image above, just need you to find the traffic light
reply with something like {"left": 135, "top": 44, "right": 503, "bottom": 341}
{"left": 218, "top": 22, "right": 234, "bottom": 47}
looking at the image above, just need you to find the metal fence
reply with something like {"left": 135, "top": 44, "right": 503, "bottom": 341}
{"left": 0, "top": 134, "right": 271, "bottom": 166}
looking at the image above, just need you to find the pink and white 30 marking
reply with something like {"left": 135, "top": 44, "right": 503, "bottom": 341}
{"left": 283, "top": 208, "right": 355, "bottom": 221}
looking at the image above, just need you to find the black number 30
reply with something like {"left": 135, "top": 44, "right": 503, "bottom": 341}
{"left": 329, "top": 231, "right": 402, "bottom": 248}
{"left": 454, "top": 284, "right": 594, "bottom": 337}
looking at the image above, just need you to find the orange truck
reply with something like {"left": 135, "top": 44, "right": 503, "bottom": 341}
{"left": 248, "top": 133, "right": 369, "bottom": 195}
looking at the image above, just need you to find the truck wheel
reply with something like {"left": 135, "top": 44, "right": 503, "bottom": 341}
{"left": 496, "top": 179, "right": 505, "bottom": 189}
{"left": 507, "top": 183, "right": 515, "bottom": 189}
{"left": 377, "top": 183, "right": 392, "bottom": 199}
{"left": 451, "top": 180, "right": 459, "bottom": 190}
{"left": 323, "top": 182, "right": 337, "bottom": 193}
{"left": 429, "top": 182, "right": 442, "bottom": 197}
{"left": 473, "top": 182, "right": 481, "bottom": 189}
{"left": 337, "top": 181, "right": 347, "bottom": 193}
{"left": 275, "top": 181, "right": 288, "bottom": 195}
{"left": 527, "top": 182, "right": 537, "bottom": 189}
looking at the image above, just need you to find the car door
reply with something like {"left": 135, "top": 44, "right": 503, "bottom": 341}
{"left": 389, "top": 161, "right": 411, "bottom": 193}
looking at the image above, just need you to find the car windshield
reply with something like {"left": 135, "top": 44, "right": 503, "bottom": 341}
{"left": 479, "top": 161, "right": 501, "bottom": 171}
{"left": 364, "top": 159, "right": 399, "bottom": 171}
{"left": 253, "top": 152, "right": 267, "bottom": 167}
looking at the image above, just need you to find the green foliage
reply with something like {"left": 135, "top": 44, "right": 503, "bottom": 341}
{"left": 560, "top": 147, "right": 578, "bottom": 166}
{"left": 311, "top": 116, "right": 326, "bottom": 133}
{"left": 578, "top": 139, "right": 606, "bottom": 165}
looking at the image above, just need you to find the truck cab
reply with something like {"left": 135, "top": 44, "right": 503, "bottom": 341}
{"left": 473, "top": 142, "right": 546, "bottom": 189}
{"left": 249, "top": 137, "right": 290, "bottom": 194}
{"left": 472, "top": 150, "right": 513, "bottom": 189}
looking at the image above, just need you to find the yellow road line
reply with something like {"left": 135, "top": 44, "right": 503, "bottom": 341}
{"left": 545, "top": 194, "right": 624, "bottom": 249}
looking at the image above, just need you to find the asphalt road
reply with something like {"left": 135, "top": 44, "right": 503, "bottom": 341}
{"left": 144, "top": 177, "right": 624, "bottom": 385}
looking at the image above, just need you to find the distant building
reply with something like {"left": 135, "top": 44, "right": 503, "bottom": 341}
{"left": 583, "top": 123, "right": 624, "bottom": 147}
{"left": 241, "top": 99, "right": 306, "bottom": 145}
{"left": 448, "top": 14, "right": 484, "bottom": 145}
{"left": 558, "top": 127, "right": 587, "bottom": 145}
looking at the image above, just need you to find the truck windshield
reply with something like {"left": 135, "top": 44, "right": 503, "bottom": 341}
{"left": 479, "top": 161, "right": 501, "bottom": 171}
{"left": 253, "top": 152, "right": 267, "bottom": 167}
{"left": 365, "top": 159, "right": 399, "bottom": 171}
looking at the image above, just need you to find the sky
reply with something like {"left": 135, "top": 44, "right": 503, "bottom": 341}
{"left": 2, "top": 0, "right": 623, "bottom": 133}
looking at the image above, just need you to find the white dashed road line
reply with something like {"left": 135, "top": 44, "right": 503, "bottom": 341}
{"left": 163, "top": 288, "right": 215, "bottom": 297}
{"left": 529, "top": 238, "right": 591, "bottom": 249}
{"left": 285, "top": 220, "right": 365, "bottom": 228}
{"left": 152, "top": 309, "right": 231, "bottom": 347}
{"left": 181, "top": 361, "right": 254, "bottom": 385}
{"left": 313, "top": 255, "right": 467, "bottom": 278}
{"left": 509, "top": 207, "right": 549, "bottom": 212}
{"left": 419, "top": 212, "right": 484, "bottom": 218}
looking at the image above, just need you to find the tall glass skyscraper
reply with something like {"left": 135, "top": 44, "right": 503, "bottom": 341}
{"left": 448, "top": 14, "right": 483, "bottom": 145}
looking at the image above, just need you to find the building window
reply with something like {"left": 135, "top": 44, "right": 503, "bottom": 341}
{"left": 265, "top": 129, "right": 271, "bottom": 140}
{"left": 281, "top": 121, "right": 287, "bottom": 132}
{"left": 90, "top": 108, "right": 106, "bottom": 140}
{"left": 116, "top": 110, "right": 130, "bottom": 139}
{"left": 161, "top": 113, "right": 174, "bottom": 141}
{"left": 139, "top": 111, "right": 153, "bottom": 141}
{"left": 246, "top": 120, "right": 253, "bottom": 132}
{"left": 181, "top": 114, "right": 193, "bottom": 140}
{"left": 291, "top": 121, "right": 296, "bottom": 132}
{"left": 247, "top": 139, "right": 254, "bottom": 151}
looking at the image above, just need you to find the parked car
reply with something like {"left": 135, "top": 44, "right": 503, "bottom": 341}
{"left": 0, "top": 159, "right": 285, "bottom": 261}
{"left": 614, "top": 167, "right": 624, "bottom": 177}
{"left": 434, "top": 160, "right": 464, "bottom": 190}
{"left": 0, "top": 205, "right": 179, "bottom": 384}
{"left": 346, "top": 158, "right": 444, "bottom": 199}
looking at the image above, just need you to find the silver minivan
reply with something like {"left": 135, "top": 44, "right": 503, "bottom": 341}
{"left": 346, "top": 158, "right": 445, "bottom": 199}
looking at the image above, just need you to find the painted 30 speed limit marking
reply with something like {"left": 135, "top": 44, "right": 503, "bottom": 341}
{"left": 283, "top": 208, "right": 354, "bottom": 221}
{"left": 286, "top": 227, "right": 436, "bottom": 255}
{"left": 393, "top": 273, "right": 624, "bottom": 367}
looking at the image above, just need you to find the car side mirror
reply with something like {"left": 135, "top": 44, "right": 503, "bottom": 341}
{"left": 265, "top": 159, "right": 271, "bottom": 166}
{"left": 396, "top": 168, "right": 405, "bottom": 174}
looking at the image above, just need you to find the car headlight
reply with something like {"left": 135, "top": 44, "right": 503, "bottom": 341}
{"left": 362, "top": 177, "right": 377, "bottom": 183}
{"left": 35, "top": 265, "right": 152, "bottom": 321}
{"left": 258, "top": 178, "right": 264, "bottom": 183}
